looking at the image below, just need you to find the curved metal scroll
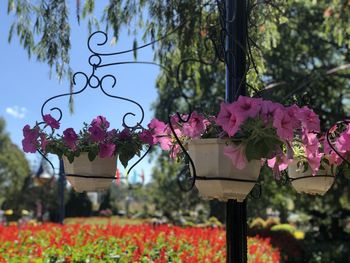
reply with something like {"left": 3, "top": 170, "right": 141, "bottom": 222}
{"left": 36, "top": 29, "right": 181, "bottom": 185}
{"left": 168, "top": 112, "right": 197, "bottom": 191}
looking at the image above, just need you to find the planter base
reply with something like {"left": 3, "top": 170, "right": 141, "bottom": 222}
{"left": 189, "top": 139, "right": 261, "bottom": 202}
{"left": 63, "top": 153, "right": 117, "bottom": 192}
{"left": 195, "top": 178, "right": 256, "bottom": 202}
{"left": 288, "top": 160, "right": 335, "bottom": 195}
{"left": 65, "top": 175, "right": 114, "bottom": 193}
{"left": 290, "top": 175, "right": 335, "bottom": 196}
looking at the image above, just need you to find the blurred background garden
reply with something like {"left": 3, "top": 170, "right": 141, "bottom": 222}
{"left": 1, "top": 0, "right": 350, "bottom": 262}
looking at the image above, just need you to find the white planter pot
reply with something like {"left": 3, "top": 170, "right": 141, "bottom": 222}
{"left": 188, "top": 138, "right": 261, "bottom": 202}
{"left": 288, "top": 160, "right": 335, "bottom": 195}
{"left": 63, "top": 153, "right": 117, "bottom": 192}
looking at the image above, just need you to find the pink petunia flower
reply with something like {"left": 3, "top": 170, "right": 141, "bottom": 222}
{"left": 235, "top": 96, "right": 263, "bottom": 120}
{"left": 170, "top": 144, "right": 181, "bottom": 159}
{"left": 148, "top": 118, "right": 172, "bottom": 147}
{"left": 158, "top": 136, "right": 172, "bottom": 151}
{"left": 302, "top": 131, "right": 320, "bottom": 153}
{"left": 139, "top": 130, "right": 154, "bottom": 145}
{"left": 160, "top": 127, "right": 181, "bottom": 152}
{"left": 286, "top": 104, "right": 301, "bottom": 129}
{"left": 43, "top": 114, "right": 60, "bottom": 129}
{"left": 99, "top": 143, "right": 116, "bottom": 158}
{"left": 118, "top": 128, "right": 131, "bottom": 140}
{"left": 216, "top": 102, "right": 243, "bottom": 137}
{"left": 63, "top": 128, "right": 78, "bottom": 150}
{"left": 267, "top": 154, "right": 292, "bottom": 172}
{"left": 169, "top": 114, "right": 183, "bottom": 127}
{"left": 335, "top": 125, "right": 350, "bottom": 152}
{"left": 272, "top": 108, "right": 294, "bottom": 141}
{"left": 297, "top": 106, "right": 320, "bottom": 132}
{"left": 182, "top": 111, "right": 207, "bottom": 138}
{"left": 106, "top": 129, "right": 118, "bottom": 141}
{"left": 268, "top": 157, "right": 286, "bottom": 180}
{"left": 223, "top": 144, "right": 247, "bottom": 170}
{"left": 260, "top": 100, "right": 283, "bottom": 123}
{"left": 306, "top": 150, "right": 324, "bottom": 175}
{"left": 91, "top": 115, "right": 110, "bottom": 129}
{"left": 22, "top": 125, "right": 40, "bottom": 153}
{"left": 149, "top": 118, "right": 167, "bottom": 134}
{"left": 327, "top": 151, "right": 343, "bottom": 166}
{"left": 322, "top": 135, "right": 344, "bottom": 165}
{"left": 88, "top": 126, "right": 106, "bottom": 142}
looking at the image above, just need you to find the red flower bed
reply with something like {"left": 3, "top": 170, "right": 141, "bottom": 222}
{"left": 0, "top": 223, "right": 280, "bottom": 262}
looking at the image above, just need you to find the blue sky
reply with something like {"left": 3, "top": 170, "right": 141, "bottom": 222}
{"left": 0, "top": 1, "right": 159, "bottom": 182}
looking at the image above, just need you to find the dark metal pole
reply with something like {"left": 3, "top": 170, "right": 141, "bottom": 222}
{"left": 225, "top": 1, "right": 248, "bottom": 263}
{"left": 58, "top": 159, "right": 66, "bottom": 224}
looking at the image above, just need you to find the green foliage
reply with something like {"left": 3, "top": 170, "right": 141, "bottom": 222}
{"left": 7, "top": 0, "right": 71, "bottom": 80}
{"left": 248, "top": 218, "right": 304, "bottom": 262}
{"left": 270, "top": 223, "right": 297, "bottom": 234}
{"left": 206, "top": 216, "right": 223, "bottom": 227}
{"left": 242, "top": 118, "right": 283, "bottom": 161}
{"left": 0, "top": 118, "right": 30, "bottom": 202}
{"left": 1, "top": 156, "right": 61, "bottom": 223}
{"left": 118, "top": 137, "right": 143, "bottom": 168}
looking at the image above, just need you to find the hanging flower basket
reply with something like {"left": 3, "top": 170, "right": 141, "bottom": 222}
{"left": 188, "top": 138, "right": 261, "bottom": 202}
{"left": 63, "top": 153, "right": 117, "bottom": 192}
{"left": 151, "top": 96, "right": 322, "bottom": 200}
{"left": 288, "top": 160, "right": 335, "bottom": 195}
{"left": 22, "top": 115, "right": 154, "bottom": 192}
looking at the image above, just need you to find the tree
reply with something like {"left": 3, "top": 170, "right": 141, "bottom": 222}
{"left": 0, "top": 117, "right": 30, "bottom": 203}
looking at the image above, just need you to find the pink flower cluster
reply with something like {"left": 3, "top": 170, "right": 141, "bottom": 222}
{"left": 216, "top": 97, "right": 320, "bottom": 141}
{"left": 151, "top": 96, "right": 349, "bottom": 175}
{"left": 323, "top": 124, "right": 350, "bottom": 168}
{"left": 22, "top": 115, "right": 154, "bottom": 159}
{"left": 148, "top": 112, "right": 209, "bottom": 158}
{"left": 22, "top": 114, "right": 57, "bottom": 153}
{"left": 215, "top": 96, "right": 323, "bottom": 171}
{"left": 297, "top": 125, "right": 350, "bottom": 175}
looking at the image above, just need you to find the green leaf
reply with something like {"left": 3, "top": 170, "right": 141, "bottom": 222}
{"left": 246, "top": 141, "right": 263, "bottom": 161}
{"left": 118, "top": 143, "right": 139, "bottom": 168}
{"left": 7, "top": 0, "right": 14, "bottom": 13}
{"left": 119, "top": 155, "right": 129, "bottom": 169}
{"left": 323, "top": 158, "right": 330, "bottom": 166}
{"left": 74, "top": 150, "right": 81, "bottom": 157}
{"left": 133, "top": 39, "right": 138, "bottom": 60}
{"left": 66, "top": 152, "right": 75, "bottom": 163}
{"left": 87, "top": 145, "right": 98, "bottom": 162}
{"left": 88, "top": 150, "right": 96, "bottom": 162}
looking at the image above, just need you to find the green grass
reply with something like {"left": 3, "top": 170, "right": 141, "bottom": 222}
{"left": 64, "top": 216, "right": 145, "bottom": 225}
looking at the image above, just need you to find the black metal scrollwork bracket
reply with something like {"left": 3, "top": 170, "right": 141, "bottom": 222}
{"left": 166, "top": 1, "right": 263, "bottom": 200}
{"left": 36, "top": 31, "right": 175, "bottom": 186}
